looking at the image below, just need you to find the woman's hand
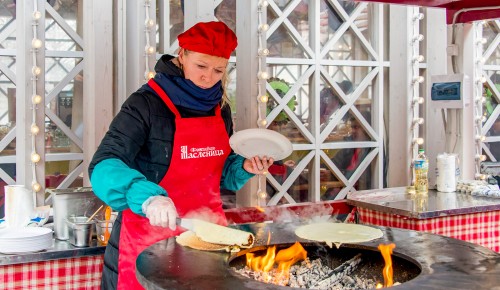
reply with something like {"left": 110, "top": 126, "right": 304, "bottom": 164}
{"left": 243, "top": 156, "right": 274, "bottom": 175}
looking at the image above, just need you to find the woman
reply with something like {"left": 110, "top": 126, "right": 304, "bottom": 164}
{"left": 89, "top": 21, "right": 273, "bottom": 289}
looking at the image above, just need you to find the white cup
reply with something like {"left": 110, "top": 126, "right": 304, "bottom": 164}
{"left": 4, "top": 185, "right": 35, "bottom": 228}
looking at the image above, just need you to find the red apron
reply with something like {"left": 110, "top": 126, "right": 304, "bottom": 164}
{"left": 116, "top": 79, "right": 231, "bottom": 289}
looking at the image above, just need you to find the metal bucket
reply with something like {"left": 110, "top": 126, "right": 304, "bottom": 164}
{"left": 66, "top": 216, "right": 95, "bottom": 247}
{"left": 48, "top": 187, "right": 104, "bottom": 240}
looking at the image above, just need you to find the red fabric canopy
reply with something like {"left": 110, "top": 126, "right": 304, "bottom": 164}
{"left": 355, "top": 0, "right": 500, "bottom": 23}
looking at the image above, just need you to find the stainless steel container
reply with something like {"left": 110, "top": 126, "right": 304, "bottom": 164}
{"left": 48, "top": 187, "right": 105, "bottom": 240}
{"left": 66, "top": 216, "right": 95, "bottom": 247}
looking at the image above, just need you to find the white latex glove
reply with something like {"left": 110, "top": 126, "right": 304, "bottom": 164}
{"left": 142, "top": 196, "right": 178, "bottom": 230}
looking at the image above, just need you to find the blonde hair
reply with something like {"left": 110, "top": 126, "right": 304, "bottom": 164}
{"left": 179, "top": 49, "right": 230, "bottom": 108}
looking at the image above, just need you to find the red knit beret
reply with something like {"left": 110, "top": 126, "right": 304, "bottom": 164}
{"left": 178, "top": 21, "right": 237, "bottom": 59}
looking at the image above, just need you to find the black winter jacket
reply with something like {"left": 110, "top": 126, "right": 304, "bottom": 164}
{"left": 89, "top": 55, "right": 236, "bottom": 289}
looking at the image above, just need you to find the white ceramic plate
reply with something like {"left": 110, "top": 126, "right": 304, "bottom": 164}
{"left": 0, "top": 227, "right": 52, "bottom": 240}
{"left": 0, "top": 227, "right": 53, "bottom": 254}
{"left": 229, "top": 128, "right": 293, "bottom": 161}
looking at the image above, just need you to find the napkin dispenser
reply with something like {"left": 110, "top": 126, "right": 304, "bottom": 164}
{"left": 48, "top": 187, "right": 104, "bottom": 240}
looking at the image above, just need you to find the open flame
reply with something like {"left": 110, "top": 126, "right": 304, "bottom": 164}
{"left": 246, "top": 242, "right": 307, "bottom": 285}
{"left": 376, "top": 243, "right": 396, "bottom": 288}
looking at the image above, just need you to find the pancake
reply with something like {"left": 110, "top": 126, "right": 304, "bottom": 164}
{"left": 176, "top": 231, "right": 241, "bottom": 252}
{"left": 295, "top": 222, "right": 383, "bottom": 248}
{"left": 190, "top": 219, "right": 254, "bottom": 247}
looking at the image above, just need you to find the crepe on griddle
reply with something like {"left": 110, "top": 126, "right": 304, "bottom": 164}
{"left": 188, "top": 219, "right": 254, "bottom": 247}
{"left": 295, "top": 222, "right": 383, "bottom": 248}
{"left": 176, "top": 231, "right": 241, "bottom": 252}
{"left": 176, "top": 219, "right": 254, "bottom": 252}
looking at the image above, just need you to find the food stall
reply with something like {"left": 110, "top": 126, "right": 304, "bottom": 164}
{"left": 0, "top": 0, "right": 500, "bottom": 289}
{"left": 347, "top": 187, "right": 500, "bottom": 252}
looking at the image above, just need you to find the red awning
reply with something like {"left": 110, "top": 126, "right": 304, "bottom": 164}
{"left": 353, "top": 0, "right": 500, "bottom": 24}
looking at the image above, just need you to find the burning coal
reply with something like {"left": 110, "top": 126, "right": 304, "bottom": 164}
{"left": 233, "top": 242, "right": 402, "bottom": 289}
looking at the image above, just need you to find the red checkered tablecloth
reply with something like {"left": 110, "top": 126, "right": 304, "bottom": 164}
{"left": 0, "top": 255, "right": 103, "bottom": 289}
{"left": 355, "top": 207, "right": 500, "bottom": 252}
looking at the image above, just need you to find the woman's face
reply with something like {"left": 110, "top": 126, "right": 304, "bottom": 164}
{"left": 178, "top": 49, "right": 228, "bottom": 89}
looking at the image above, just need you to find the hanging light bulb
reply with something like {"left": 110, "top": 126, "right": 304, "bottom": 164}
{"left": 145, "top": 18, "right": 155, "bottom": 28}
{"left": 31, "top": 124, "right": 40, "bottom": 135}
{"left": 32, "top": 182, "right": 42, "bottom": 192}
{"left": 258, "top": 23, "right": 269, "bottom": 32}
{"left": 413, "top": 76, "right": 425, "bottom": 84}
{"left": 258, "top": 48, "right": 270, "bottom": 56}
{"left": 413, "top": 137, "right": 424, "bottom": 145}
{"left": 412, "top": 97, "right": 424, "bottom": 105}
{"left": 257, "top": 189, "right": 268, "bottom": 199}
{"left": 32, "top": 94, "right": 42, "bottom": 104}
{"left": 413, "top": 55, "right": 424, "bottom": 63}
{"left": 258, "top": 95, "right": 269, "bottom": 103}
{"left": 145, "top": 45, "right": 155, "bottom": 55}
{"left": 258, "top": 118, "right": 268, "bottom": 127}
{"left": 31, "top": 152, "right": 41, "bottom": 163}
{"left": 258, "top": 0, "right": 269, "bottom": 8}
{"left": 412, "top": 13, "right": 424, "bottom": 21}
{"left": 145, "top": 71, "right": 155, "bottom": 80}
{"left": 33, "top": 10, "right": 42, "bottom": 20}
{"left": 412, "top": 34, "right": 424, "bottom": 42}
{"left": 413, "top": 118, "right": 424, "bottom": 126}
{"left": 257, "top": 71, "right": 269, "bottom": 80}
{"left": 32, "top": 38, "right": 43, "bottom": 49}
{"left": 32, "top": 66, "right": 42, "bottom": 76}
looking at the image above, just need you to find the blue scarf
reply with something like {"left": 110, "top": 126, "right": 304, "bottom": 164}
{"left": 143, "top": 72, "right": 223, "bottom": 111}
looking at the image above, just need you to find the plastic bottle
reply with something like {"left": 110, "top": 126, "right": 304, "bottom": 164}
{"left": 414, "top": 149, "right": 429, "bottom": 195}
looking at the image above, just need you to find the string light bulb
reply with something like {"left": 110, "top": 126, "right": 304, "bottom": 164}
{"left": 145, "top": 45, "right": 155, "bottom": 55}
{"left": 413, "top": 13, "right": 424, "bottom": 21}
{"left": 31, "top": 124, "right": 40, "bottom": 135}
{"left": 31, "top": 152, "right": 41, "bottom": 163}
{"left": 32, "top": 38, "right": 42, "bottom": 49}
{"left": 257, "top": 189, "right": 268, "bottom": 199}
{"left": 413, "top": 55, "right": 424, "bottom": 63}
{"left": 32, "top": 182, "right": 42, "bottom": 193}
{"left": 258, "top": 23, "right": 269, "bottom": 32}
{"left": 145, "top": 71, "right": 155, "bottom": 80}
{"left": 413, "top": 118, "right": 424, "bottom": 126}
{"left": 412, "top": 34, "right": 424, "bottom": 42}
{"left": 33, "top": 10, "right": 42, "bottom": 20}
{"left": 258, "top": 48, "right": 270, "bottom": 56}
{"left": 412, "top": 96, "right": 424, "bottom": 105}
{"left": 32, "top": 94, "right": 42, "bottom": 104}
{"left": 257, "top": 71, "right": 269, "bottom": 80}
{"left": 144, "top": 18, "right": 155, "bottom": 28}
{"left": 413, "top": 76, "right": 425, "bottom": 84}
{"left": 258, "top": 0, "right": 269, "bottom": 8}
{"left": 413, "top": 137, "right": 424, "bottom": 145}
{"left": 32, "top": 66, "right": 42, "bottom": 76}
{"left": 258, "top": 118, "right": 268, "bottom": 127}
{"left": 258, "top": 95, "right": 269, "bottom": 103}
